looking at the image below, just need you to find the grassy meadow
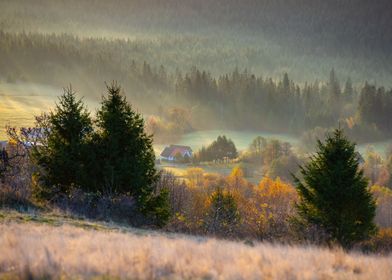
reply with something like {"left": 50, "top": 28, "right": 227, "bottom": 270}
{"left": 1, "top": 210, "right": 392, "bottom": 280}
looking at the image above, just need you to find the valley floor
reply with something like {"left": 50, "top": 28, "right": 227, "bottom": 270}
{"left": 0, "top": 210, "right": 391, "bottom": 280}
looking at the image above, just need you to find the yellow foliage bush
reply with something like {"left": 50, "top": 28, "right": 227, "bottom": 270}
{"left": 359, "top": 228, "right": 392, "bottom": 254}
{"left": 186, "top": 167, "right": 205, "bottom": 188}
{"left": 258, "top": 177, "right": 297, "bottom": 201}
{"left": 252, "top": 177, "right": 297, "bottom": 239}
{"left": 227, "top": 166, "right": 247, "bottom": 189}
{"left": 167, "top": 168, "right": 298, "bottom": 241}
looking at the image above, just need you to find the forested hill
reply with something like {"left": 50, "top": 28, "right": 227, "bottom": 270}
{"left": 1, "top": 0, "right": 391, "bottom": 84}
{"left": 2, "top": 0, "right": 392, "bottom": 52}
{"left": 1, "top": 0, "right": 392, "bottom": 142}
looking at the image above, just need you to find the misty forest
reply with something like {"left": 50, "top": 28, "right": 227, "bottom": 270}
{"left": 1, "top": 1, "right": 392, "bottom": 279}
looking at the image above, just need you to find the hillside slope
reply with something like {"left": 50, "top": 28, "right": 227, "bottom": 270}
{"left": 0, "top": 210, "right": 391, "bottom": 279}
{"left": 1, "top": 0, "right": 391, "bottom": 85}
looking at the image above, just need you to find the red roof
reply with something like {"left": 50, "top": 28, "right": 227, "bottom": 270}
{"left": 160, "top": 145, "right": 192, "bottom": 157}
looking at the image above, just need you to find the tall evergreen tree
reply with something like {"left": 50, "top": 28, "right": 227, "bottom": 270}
{"left": 343, "top": 77, "right": 354, "bottom": 101}
{"left": 293, "top": 128, "right": 376, "bottom": 248}
{"left": 282, "top": 72, "right": 290, "bottom": 93}
{"left": 328, "top": 69, "right": 341, "bottom": 115}
{"left": 33, "top": 86, "right": 92, "bottom": 198}
{"left": 94, "top": 82, "right": 157, "bottom": 202}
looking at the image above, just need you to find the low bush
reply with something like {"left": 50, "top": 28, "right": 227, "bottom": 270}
{"left": 357, "top": 228, "right": 392, "bottom": 254}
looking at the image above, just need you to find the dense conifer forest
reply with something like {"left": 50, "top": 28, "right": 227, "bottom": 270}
{"left": 1, "top": 29, "right": 392, "bottom": 142}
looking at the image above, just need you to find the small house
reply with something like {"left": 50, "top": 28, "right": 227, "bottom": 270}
{"left": 160, "top": 145, "right": 193, "bottom": 162}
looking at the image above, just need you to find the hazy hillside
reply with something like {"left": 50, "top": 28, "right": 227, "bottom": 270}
{"left": 3, "top": 1, "right": 392, "bottom": 50}
{"left": 1, "top": 0, "right": 391, "bottom": 85}
{"left": 1, "top": 211, "right": 392, "bottom": 279}
{"left": 1, "top": 0, "right": 392, "bottom": 140}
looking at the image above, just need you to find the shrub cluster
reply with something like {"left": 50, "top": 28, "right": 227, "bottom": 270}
{"left": 195, "top": 135, "right": 237, "bottom": 162}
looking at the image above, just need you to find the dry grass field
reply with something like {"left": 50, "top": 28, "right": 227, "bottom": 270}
{"left": 0, "top": 211, "right": 392, "bottom": 280}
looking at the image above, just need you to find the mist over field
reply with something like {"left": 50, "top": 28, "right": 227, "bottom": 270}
{"left": 1, "top": 1, "right": 392, "bottom": 279}
{"left": 1, "top": 0, "right": 392, "bottom": 142}
{"left": 1, "top": 0, "right": 392, "bottom": 145}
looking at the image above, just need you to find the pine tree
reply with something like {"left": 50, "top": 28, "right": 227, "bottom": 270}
{"left": 327, "top": 68, "right": 342, "bottom": 116}
{"left": 33, "top": 86, "right": 92, "bottom": 198}
{"left": 94, "top": 82, "right": 160, "bottom": 206}
{"left": 283, "top": 72, "right": 290, "bottom": 93}
{"left": 343, "top": 77, "right": 354, "bottom": 101}
{"left": 328, "top": 68, "right": 341, "bottom": 99}
{"left": 293, "top": 128, "right": 376, "bottom": 248}
{"left": 207, "top": 187, "right": 240, "bottom": 236}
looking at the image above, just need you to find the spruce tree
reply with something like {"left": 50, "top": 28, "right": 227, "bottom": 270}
{"left": 293, "top": 128, "right": 376, "bottom": 248}
{"left": 207, "top": 187, "right": 240, "bottom": 236}
{"left": 94, "top": 82, "right": 158, "bottom": 203}
{"left": 328, "top": 68, "right": 341, "bottom": 100}
{"left": 33, "top": 86, "right": 92, "bottom": 198}
{"left": 343, "top": 78, "right": 354, "bottom": 101}
{"left": 327, "top": 69, "right": 342, "bottom": 116}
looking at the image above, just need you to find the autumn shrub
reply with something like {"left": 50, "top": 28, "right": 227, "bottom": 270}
{"left": 203, "top": 173, "right": 225, "bottom": 190}
{"left": 229, "top": 176, "right": 298, "bottom": 242}
{"left": 0, "top": 142, "right": 33, "bottom": 209}
{"left": 162, "top": 170, "right": 210, "bottom": 234}
{"left": 357, "top": 228, "right": 392, "bottom": 254}
{"left": 254, "top": 177, "right": 297, "bottom": 240}
{"left": 225, "top": 167, "right": 251, "bottom": 192}
{"left": 0, "top": 182, "right": 31, "bottom": 209}
{"left": 165, "top": 167, "right": 299, "bottom": 241}
{"left": 186, "top": 167, "right": 205, "bottom": 188}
